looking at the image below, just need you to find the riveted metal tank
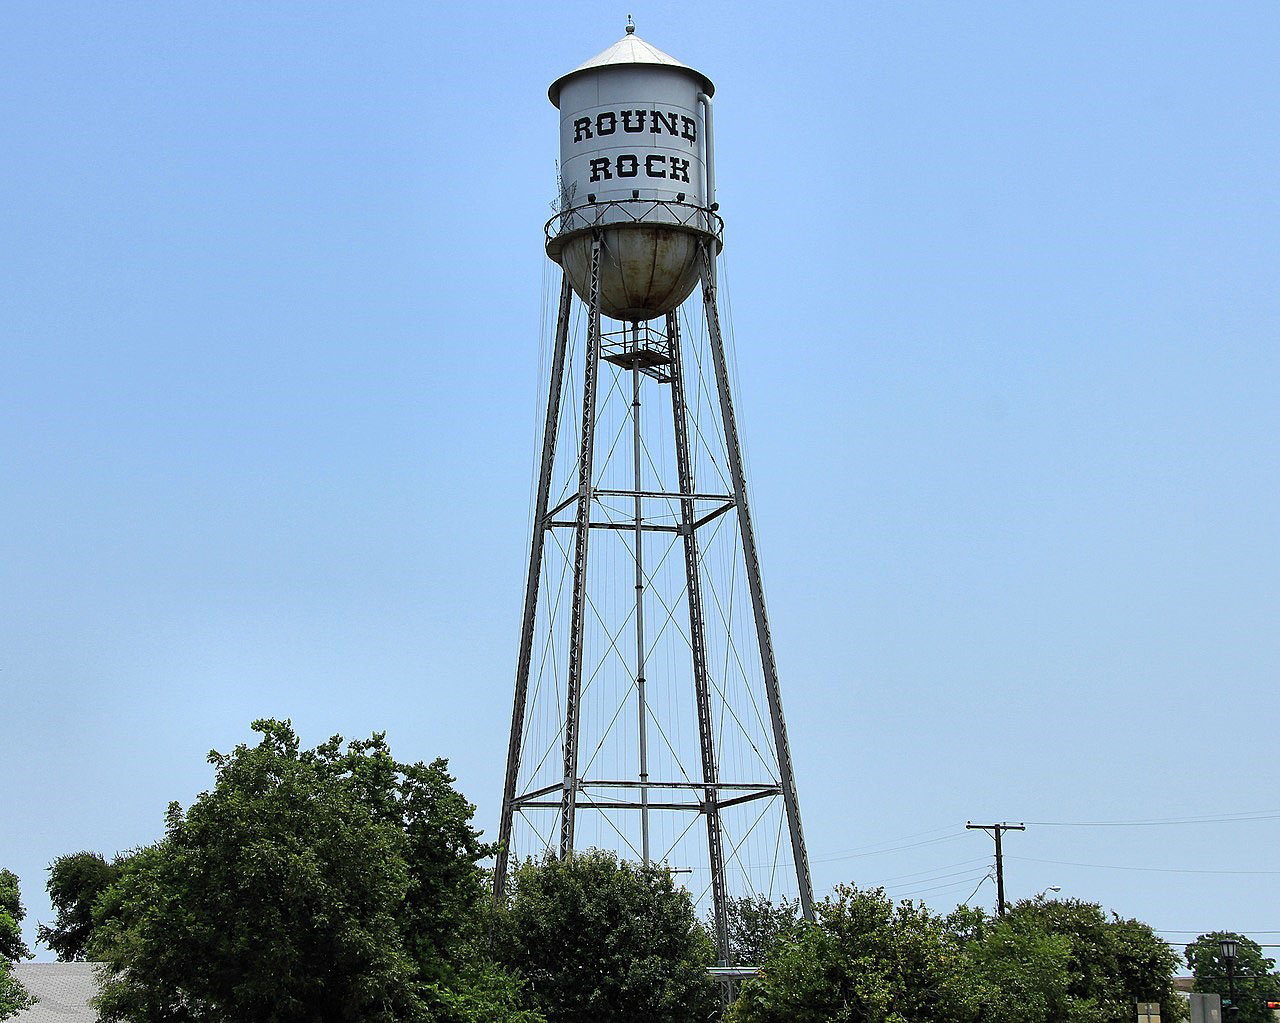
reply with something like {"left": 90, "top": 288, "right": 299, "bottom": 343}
{"left": 547, "top": 25, "right": 722, "bottom": 322}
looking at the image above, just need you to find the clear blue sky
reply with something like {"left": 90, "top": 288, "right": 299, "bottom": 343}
{"left": 3, "top": 2, "right": 1278, "bottom": 960}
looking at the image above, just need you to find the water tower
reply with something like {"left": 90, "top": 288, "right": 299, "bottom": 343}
{"left": 494, "top": 22, "right": 814, "bottom": 963}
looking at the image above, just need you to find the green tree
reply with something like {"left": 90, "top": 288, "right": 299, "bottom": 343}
{"left": 714, "top": 895, "right": 801, "bottom": 967}
{"left": 944, "top": 906, "right": 1074, "bottom": 1023}
{"left": 0, "top": 871, "right": 30, "bottom": 964}
{"left": 1185, "top": 933, "right": 1279, "bottom": 1023}
{"left": 1002, "top": 897, "right": 1187, "bottom": 1023}
{"left": 38, "top": 851, "right": 129, "bottom": 961}
{"left": 731, "top": 890, "right": 1185, "bottom": 1023}
{"left": 0, "top": 870, "right": 34, "bottom": 1020}
{"left": 728, "top": 885, "right": 978, "bottom": 1023}
{"left": 0, "top": 964, "right": 34, "bottom": 1022}
{"left": 497, "top": 850, "right": 719, "bottom": 1023}
{"left": 89, "top": 718, "right": 540, "bottom": 1023}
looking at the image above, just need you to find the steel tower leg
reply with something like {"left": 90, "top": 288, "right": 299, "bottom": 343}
{"left": 631, "top": 329, "right": 651, "bottom": 865}
{"left": 494, "top": 273, "right": 574, "bottom": 903}
{"left": 559, "top": 237, "right": 603, "bottom": 858}
{"left": 698, "top": 244, "right": 815, "bottom": 921}
{"left": 666, "top": 310, "right": 731, "bottom": 962}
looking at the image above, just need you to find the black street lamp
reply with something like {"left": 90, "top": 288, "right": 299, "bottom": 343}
{"left": 1220, "top": 937, "right": 1240, "bottom": 1022}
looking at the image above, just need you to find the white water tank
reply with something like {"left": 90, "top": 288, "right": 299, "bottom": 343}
{"left": 547, "top": 25, "right": 722, "bottom": 322}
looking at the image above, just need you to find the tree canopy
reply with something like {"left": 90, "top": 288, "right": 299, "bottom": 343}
{"left": 728, "top": 884, "right": 977, "bottom": 1023}
{"left": 0, "top": 871, "right": 30, "bottom": 965}
{"left": 728, "top": 887, "right": 1186, "bottom": 1023}
{"left": 496, "top": 850, "right": 719, "bottom": 1023}
{"left": 1001, "top": 896, "right": 1186, "bottom": 1023}
{"left": 88, "top": 718, "right": 540, "bottom": 1023}
{"left": 951, "top": 905, "right": 1074, "bottom": 1023}
{"left": 38, "top": 850, "right": 129, "bottom": 962}
{"left": 716, "top": 895, "right": 801, "bottom": 967}
{"left": 0, "top": 870, "right": 33, "bottom": 1020}
{"left": 1186, "top": 933, "right": 1279, "bottom": 1023}
{"left": 0, "top": 971, "right": 31, "bottom": 1023}
{"left": 27, "top": 717, "right": 1202, "bottom": 1023}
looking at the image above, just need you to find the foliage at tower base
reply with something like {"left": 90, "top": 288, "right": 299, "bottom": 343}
{"left": 727, "top": 887, "right": 1186, "bottom": 1023}
{"left": 715, "top": 894, "right": 802, "bottom": 967}
{"left": 0, "top": 870, "right": 34, "bottom": 1020}
{"left": 86, "top": 719, "right": 542, "bottom": 1023}
{"left": 494, "top": 850, "right": 720, "bottom": 1023}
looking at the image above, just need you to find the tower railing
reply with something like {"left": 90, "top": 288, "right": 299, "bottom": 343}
{"left": 545, "top": 198, "right": 724, "bottom": 255}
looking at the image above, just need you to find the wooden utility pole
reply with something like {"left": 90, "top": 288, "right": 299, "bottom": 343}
{"left": 966, "top": 822, "right": 1025, "bottom": 916}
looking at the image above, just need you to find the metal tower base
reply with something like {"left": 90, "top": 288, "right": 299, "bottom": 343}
{"left": 494, "top": 235, "right": 814, "bottom": 967}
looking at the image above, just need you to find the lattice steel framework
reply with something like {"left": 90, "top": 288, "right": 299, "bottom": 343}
{"left": 494, "top": 231, "right": 814, "bottom": 965}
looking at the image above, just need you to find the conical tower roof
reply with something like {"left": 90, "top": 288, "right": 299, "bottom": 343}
{"left": 548, "top": 24, "right": 714, "bottom": 107}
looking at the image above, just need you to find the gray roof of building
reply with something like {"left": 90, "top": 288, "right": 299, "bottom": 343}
{"left": 10, "top": 963, "right": 101, "bottom": 1022}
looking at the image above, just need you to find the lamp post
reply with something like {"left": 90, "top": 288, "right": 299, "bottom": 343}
{"left": 1220, "top": 937, "right": 1239, "bottom": 1022}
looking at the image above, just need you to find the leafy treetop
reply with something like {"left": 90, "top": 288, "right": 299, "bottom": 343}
{"left": 38, "top": 851, "right": 128, "bottom": 962}
{"left": 1186, "top": 933, "right": 1279, "bottom": 1023}
{"left": 715, "top": 894, "right": 801, "bottom": 967}
{"left": 0, "top": 869, "right": 34, "bottom": 1021}
{"left": 89, "top": 718, "right": 540, "bottom": 1023}
{"left": 0, "top": 871, "right": 29, "bottom": 964}
{"left": 497, "top": 850, "right": 719, "bottom": 1023}
{"left": 729, "top": 887, "right": 1187, "bottom": 1023}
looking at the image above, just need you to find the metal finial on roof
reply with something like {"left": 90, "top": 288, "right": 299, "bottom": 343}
{"left": 625, "top": 14, "right": 635, "bottom": 34}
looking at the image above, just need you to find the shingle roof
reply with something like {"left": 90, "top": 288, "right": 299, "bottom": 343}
{"left": 10, "top": 963, "right": 101, "bottom": 1022}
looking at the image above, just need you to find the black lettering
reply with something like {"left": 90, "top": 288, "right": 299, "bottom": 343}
{"left": 680, "top": 116, "right": 697, "bottom": 142}
{"left": 668, "top": 157, "right": 690, "bottom": 183}
{"left": 617, "top": 154, "right": 639, "bottom": 178}
{"left": 622, "top": 109, "right": 646, "bottom": 132}
{"left": 589, "top": 157, "right": 613, "bottom": 182}
{"left": 651, "top": 110, "right": 678, "bottom": 136}
{"left": 573, "top": 117, "right": 593, "bottom": 142}
{"left": 596, "top": 111, "right": 617, "bottom": 135}
{"left": 645, "top": 154, "right": 667, "bottom": 178}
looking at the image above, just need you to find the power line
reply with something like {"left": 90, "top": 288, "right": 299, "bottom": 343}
{"left": 1009, "top": 854, "right": 1280, "bottom": 876}
{"left": 888, "top": 867, "right": 993, "bottom": 895}
{"left": 1157, "top": 931, "right": 1280, "bottom": 935}
{"left": 809, "top": 824, "right": 964, "bottom": 862}
{"left": 1025, "top": 811, "right": 1280, "bottom": 828}
{"left": 963, "top": 873, "right": 994, "bottom": 907}
{"left": 871, "top": 857, "right": 992, "bottom": 886}
{"left": 811, "top": 832, "right": 965, "bottom": 864}
{"left": 895, "top": 882, "right": 992, "bottom": 901}
{"left": 803, "top": 811, "right": 1280, "bottom": 866}
{"left": 884, "top": 869, "right": 992, "bottom": 892}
